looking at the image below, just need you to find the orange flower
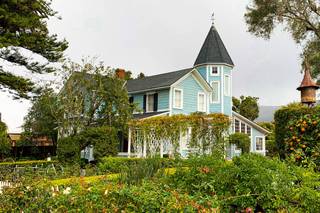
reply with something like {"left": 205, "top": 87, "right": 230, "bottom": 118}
{"left": 301, "top": 127, "right": 305, "bottom": 132}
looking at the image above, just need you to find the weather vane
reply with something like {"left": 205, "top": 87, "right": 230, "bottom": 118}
{"left": 211, "top": 12, "right": 215, "bottom": 26}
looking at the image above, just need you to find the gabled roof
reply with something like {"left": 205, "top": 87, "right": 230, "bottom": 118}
{"left": 232, "top": 111, "right": 270, "bottom": 135}
{"left": 126, "top": 68, "right": 192, "bottom": 93}
{"left": 194, "top": 26, "right": 234, "bottom": 67}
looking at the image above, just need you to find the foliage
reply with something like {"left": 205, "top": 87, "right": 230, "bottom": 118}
{"left": 232, "top": 96, "right": 259, "bottom": 121}
{"left": 258, "top": 122, "right": 277, "bottom": 157}
{"left": 57, "top": 126, "right": 119, "bottom": 162}
{"left": 274, "top": 103, "right": 315, "bottom": 158}
{"left": 22, "top": 88, "right": 59, "bottom": 145}
{"left": 0, "top": 0, "right": 68, "bottom": 99}
{"left": 57, "top": 136, "right": 80, "bottom": 163}
{"left": 285, "top": 112, "right": 320, "bottom": 170}
{"left": 76, "top": 126, "right": 119, "bottom": 160}
{"left": 57, "top": 59, "right": 134, "bottom": 137}
{"left": 136, "top": 72, "right": 146, "bottom": 79}
{"left": 98, "top": 157, "right": 178, "bottom": 173}
{"left": 229, "top": 133, "right": 251, "bottom": 153}
{"left": 1, "top": 155, "right": 320, "bottom": 212}
{"left": 0, "top": 121, "right": 11, "bottom": 160}
{"left": 129, "top": 113, "right": 230, "bottom": 157}
{"left": 245, "top": 0, "right": 320, "bottom": 77}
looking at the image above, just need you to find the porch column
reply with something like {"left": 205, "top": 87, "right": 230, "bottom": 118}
{"left": 128, "top": 128, "right": 131, "bottom": 158}
{"left": 160, "top": 140, "right": 163, "bottom": 158}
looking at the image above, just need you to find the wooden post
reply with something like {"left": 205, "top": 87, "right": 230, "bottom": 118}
{"left": 128, "top": 128, "right": 131, "bottom": 158}
{"left": 160, "top": 140, "right": 163, "bottom": 158}
{"left": 143, "top": 131, "right": 147, "bottom": 158}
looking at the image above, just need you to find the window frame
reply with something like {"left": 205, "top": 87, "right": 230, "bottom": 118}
{"left": 209, "top": 66, "right": 220, "bottom": 76}
{"left": 210, "top": 81, "right": 220, "bottom": 104}
{"left": 255, "top": 136, "right": 264, "bottom": 151}
{"left": 197, "top": 92, "right": 207, "bottom": 112}
{"left": 224, "top": 74, "right": 231, "bottom": 96}
{"left": 173, "top": 88, "right": 183, "bottom": 109}
{"left": 146, "top": 93, "right": 155, "bottom": 112}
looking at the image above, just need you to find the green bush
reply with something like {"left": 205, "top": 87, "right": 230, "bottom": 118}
{"left": 98, "top": 157, "right": 178, "bottom": 173}
{"left": 229, "top": 133, "right": 251, "bottom": 153}
{"left": 0, "top": 121, "right": 11, "bottom": 160}
{"left": 57, "top": 136, "right": 80, "bottom": 162}
{"left": 76, "top": 126, "right": 119, "bottom": 160}
{"left": 274, "top": 103, "right": 319, "bottom": 158}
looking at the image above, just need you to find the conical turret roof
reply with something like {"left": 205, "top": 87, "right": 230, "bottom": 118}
{"left": 297, "top": 64, "right": 319, "bottom": 91}
{"left": 194, "top": 25, "right": 234, "bottom": 67}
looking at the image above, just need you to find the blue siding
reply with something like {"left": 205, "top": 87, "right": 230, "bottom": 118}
{"left": 129, "top": 89, "right": 170, "bottom": 112}
{"left": 223, "top": 67, "right": 232, "bottom": 116}
{"left": 197, "top": 66, "right": 207, "bottom": 80}
{"left": 158, "top": 89, "right": 170, "bottom": 110}
{"left": 171, "top": 74, "right": 207, "bottom": 115}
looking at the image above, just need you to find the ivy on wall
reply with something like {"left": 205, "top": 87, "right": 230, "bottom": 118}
{"left": 128, "top": 113, "right": 231, "bottom": 157}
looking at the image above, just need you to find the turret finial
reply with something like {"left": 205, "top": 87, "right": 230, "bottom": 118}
{"left": 211, "top": 12, "right": 215, "bottom": 26}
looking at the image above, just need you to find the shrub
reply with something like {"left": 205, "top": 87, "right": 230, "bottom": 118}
{"left": 274, "top": 103, "right": 317, "bottom": 158}
{"left": 229, "top": 133, "right": 251, "bottom": 153}
{"left": 285, "top": 112, "right": 320, "bottom": 169}
{"left": 76, "top": 126, "right": 119, "bottom": 160}
{"left": 0, "top": 121, "right": 11, "bottom": 160}
{"left": 57, "top": 136, "right": 80, "bottom": 162}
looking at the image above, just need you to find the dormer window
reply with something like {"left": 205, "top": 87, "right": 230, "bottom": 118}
{"left": 209, "top": 66, "right": 219, "bottom": 76}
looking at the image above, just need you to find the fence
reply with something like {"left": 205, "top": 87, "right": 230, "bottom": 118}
{"left": 0, "top": 181, "right": 12, "bottom": 194}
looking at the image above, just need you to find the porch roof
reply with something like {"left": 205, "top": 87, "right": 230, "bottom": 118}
{"left": 133, "top": 111, "right": 169, "bottom": 120}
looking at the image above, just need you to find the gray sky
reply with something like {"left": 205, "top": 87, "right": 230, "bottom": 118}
{"left": 0, "top": 0, "right": 304, "bottom": 132}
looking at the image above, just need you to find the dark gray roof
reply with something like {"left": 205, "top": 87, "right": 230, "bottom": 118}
{"left": 194, "top": 26, "right": 234, "bottom": 67}
{"left": 133, "top": 111, "right": 169, "bottom": 119}
{"left": 127, "top": 68, "right": 192, "bottom": 93}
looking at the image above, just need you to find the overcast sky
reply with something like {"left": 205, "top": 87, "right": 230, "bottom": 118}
{"left": 0, "top": 0, "right": 304, "bottom": 132}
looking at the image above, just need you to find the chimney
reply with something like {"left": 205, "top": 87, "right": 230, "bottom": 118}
{"left": 115, "top": 68, "right": 126, "bottom": 79}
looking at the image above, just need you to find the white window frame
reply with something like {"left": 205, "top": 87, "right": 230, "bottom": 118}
{"left": 224, "top": 74, "right": 231, "bottom": 96}
{"left": 197, "top": 92, "right": 206, "bottom": 112}
{"left": 146, "top": 93, "right": 155, "bottom": 113}
{"left": 255, "top": 136, "right": 265, "bottom": 152}
{"left": 210, "top": 81, "right": 220, "bottom": 104}
{"left": 173, "top": 88, "right": 183, "bottom": 109}
{"left": 209, "top": 66, "right": 220, "bottom": 76}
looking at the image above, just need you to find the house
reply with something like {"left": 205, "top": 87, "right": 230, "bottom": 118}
{"left": 125, "top": 21, "right": 269, "bottom": 157}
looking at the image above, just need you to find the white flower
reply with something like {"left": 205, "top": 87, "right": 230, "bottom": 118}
{"left": 63, "top": 187, "right": 71, "bottom": 195}
{"left": 26, "top": 186, "right": 30, "bottom": 190}
{"left": 104, "top": 189, "right": 108, "bottom": 195}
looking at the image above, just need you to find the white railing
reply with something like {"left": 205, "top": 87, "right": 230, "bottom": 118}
{"left": 0, "top": 181, "right": 12, "bottom": 194}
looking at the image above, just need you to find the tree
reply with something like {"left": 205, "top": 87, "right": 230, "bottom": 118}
{"left": 22, "top": 88, "right": 59, "bottom": 146}
{"left": 233, "top": 96, "right": 259, "bottom": 121}
{"left": 57, "top": 59, "right": 134, "bottom": 137}
{"left": 0, "top": 121, "right": 11, "bottom": 160}
{"left": 136, "top": 72, "right": 146, "bottom": 79}
{"left": 245, "top": 0, "right": 320, "bottom": 78}
{"left": 0, "top": 0, "right": 68, "bottom": 99}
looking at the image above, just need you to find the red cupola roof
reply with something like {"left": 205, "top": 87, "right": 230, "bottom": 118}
{"left": 297, "top": 64, "right": 319, "bottom": 91}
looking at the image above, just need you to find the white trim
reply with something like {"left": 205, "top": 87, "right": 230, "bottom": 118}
{"left": 224, "top": 74, "right": 231, "bottom": 96}
{"left": 197, "top": 92, "right": 206, "bottom": 112}
{"left": 206, "top": 66, "right": 209, "bottom": 82}
{"left": 146, "top": 94, "right": 155, "bottom": 113}
{"left": 140, "top": 111, "right": 170, "bottom": 120}
{"left": 194, "top": 63, "right": 234, "bottom": 69}
{"left": 169, "top": 86, "right": 172, "bottom": 116}
{"left": 232, "top": 111, "right": 270, "bottom": 134}
{"left": 128, "top": 86, "right": 170, "bottom": 94}
{"left": 171, "top": 69, "right": 212, "bottom": 92}
{"left": 221, "top": 67, "right": 224, "bottom": 114}
{"left": 173, "top": 88, "right": 183, "bottom": 109}
{"left": 209, "top": 65, "right": 220, "bottom": 76}
{"left": 210, "top": 81, "right": 220, "bottom": 104}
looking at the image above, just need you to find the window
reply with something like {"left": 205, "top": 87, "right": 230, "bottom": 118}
{"left": 146, "top": 94, "right": 154, "bottom": 112}
{"left": 256, "top": 137, "right": 264, "bottom": 151}
{"left": 211, "top": 81, "right": 220, "bottom": 103}
{"left": 224, "top": 75, "right": 231, "bottom": 96}
{"left": 209, "top": 66, "right": 219, "bottom": 76}
{"left": 246, "top": 126, "right": 251, "bottom": 136}
{"left": 198, "top": 93, "right": 206, "bottom": 112}
{"left": 234, "top": 119, "right": 240, "bottom": 133}
{"left": 174, "top": 89, "right": 183, "bottom": 109}
{"left": 241, "top": 122, "right": 246, "bottom": 133}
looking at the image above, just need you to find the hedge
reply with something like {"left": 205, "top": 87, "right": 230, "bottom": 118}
{"left": 274, "top": 103, "right": 319, "bottom": 158}
{"left": 0, "top": 160, "right": 57, "bottom": 166}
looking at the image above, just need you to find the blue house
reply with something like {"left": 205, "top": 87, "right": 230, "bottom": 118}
{"left": 125, "top": 22, "right": 269, "bottom": 157}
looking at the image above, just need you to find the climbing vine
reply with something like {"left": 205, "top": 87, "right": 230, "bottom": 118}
{"left": 128, "top": 113, "right": 230, "bottom": 157}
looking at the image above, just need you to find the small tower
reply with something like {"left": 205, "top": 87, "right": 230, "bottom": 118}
{"left": 297, "top": 63, "right": 319, "bottom": 107}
